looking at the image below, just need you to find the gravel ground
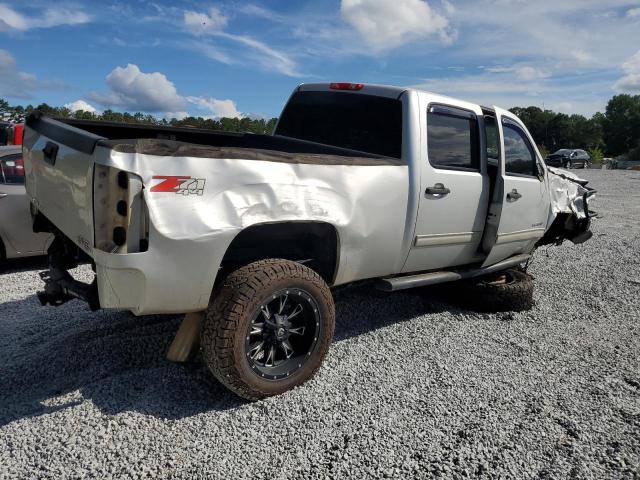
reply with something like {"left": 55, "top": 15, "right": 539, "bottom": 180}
{"left": 1, "top": 170, "right": 638, "bottom": 479}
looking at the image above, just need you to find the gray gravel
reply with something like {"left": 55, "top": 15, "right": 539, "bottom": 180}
{"left": 1, "top": 170, "right": 639, "bottom": 479}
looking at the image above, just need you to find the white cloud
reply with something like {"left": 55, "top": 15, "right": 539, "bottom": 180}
{"left": 186, "top": 96, "right": 242, "bottom": 118}
{"left": 613, "top": 50, "right": 640, "bottom": 93}
{"left": 181, "top": 8, "right": 301, "bottom": 77}
{"left": 239, "top": 4, "right": 286, "bottom": 23}
{"left": 163, "top": 111, "right": 189, "bottom": 121}
{"left": 88, "top": 64, "right": 242, "bottom": 118}
{"left": 184, "top": 7, "right": 227, "bottom": 35}
{"left": 414, "top": 71, "right": 610, "bottom": 116}
{"left": 340, "top": 0, "right": 452, "bottom": 50}
{"left": 89, "top": 64, "right": 185, "bottom": 113}
{"left": 621, "top": 50, "right": 640, "bottom": 74}
{"left": 485, "top": 65, "right": 550, "bottom": 81}
{"left": 0, "top": 49, "right": 40, "bottom": 98}
{"left": 614, "top": 74, "right": 640, "bottom": 92}
{"left": 0, "top": 4, "right": 91, "bottom": 32}
{"left": 64, "top": 100, "right": 98, "bottom": 113}
{"left": 218, "top": 32, "right": 301, "bottom": 77}
{"left": 626, "top": 8, "right": 640, "bottom": 18}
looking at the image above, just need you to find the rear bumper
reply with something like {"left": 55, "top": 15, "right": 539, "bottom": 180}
{"left": 37, "top": 224, "right": 237, "bottom": 315}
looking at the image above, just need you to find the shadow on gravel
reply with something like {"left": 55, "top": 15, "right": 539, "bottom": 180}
{"left": 0, "top": 256, "right": 48, "bottom": 274}
{"left": 331, "top": 281, "right": 466, "bottom": 342}
{"left": 0, "top": 281, "right": 482, "bottom": 427}
{"left": 0, "top": 295, "right": 244, "bottom": 427}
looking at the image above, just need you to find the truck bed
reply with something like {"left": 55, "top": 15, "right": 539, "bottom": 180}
{"left": 27, "top": 116, "right": 395, "bottom": 161}
{"left": 23, "top": 113, "right": 410, "bottom": 314}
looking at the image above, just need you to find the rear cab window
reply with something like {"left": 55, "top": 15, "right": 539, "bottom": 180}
{"left": 0, "top": 154, "right": 25, "bottom": 184}
{"left": 426, "top": 105, "right": 480, "bottom": 171}
{"left": 275, "top": 90, "right": 403, "bottom": 159}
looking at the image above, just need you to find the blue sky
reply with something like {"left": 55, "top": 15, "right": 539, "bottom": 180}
{"left": 1, "top": 0, "right": 640, "bottom": 119}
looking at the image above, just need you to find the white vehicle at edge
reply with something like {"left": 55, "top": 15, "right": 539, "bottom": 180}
{"left": 23, "top": 82, "right": 595, "bottom": 400}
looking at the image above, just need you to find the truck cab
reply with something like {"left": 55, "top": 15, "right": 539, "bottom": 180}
{"left": 276, "top": 83, "right": 552, "bottom": 274}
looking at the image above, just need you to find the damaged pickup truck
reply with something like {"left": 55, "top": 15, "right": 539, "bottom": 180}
{"left": 23, "top": 82, "right": 595, "bottom": 400}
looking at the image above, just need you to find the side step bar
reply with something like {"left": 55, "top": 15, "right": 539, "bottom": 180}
{"left": 376, "top": 254, "right": 531, "bottom": 292}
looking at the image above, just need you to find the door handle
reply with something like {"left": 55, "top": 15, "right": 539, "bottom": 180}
{"left": 0, "top": 193, "right": 7, "bottom": 199}
{"left": 507, "top": 189, "right": 522, "bottom": 201}
{"left": 425, "top": 183, "right": 450, "bottom": 196}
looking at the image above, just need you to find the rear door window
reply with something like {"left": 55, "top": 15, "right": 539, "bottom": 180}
{"left": 275, "top": 91, "right": 403, "bottom": 159}
{"left": 427, "top": 105, "right": 479, "bottom": 171}
{"left": 0, "top": 155, "right": 25, "bottom": 184}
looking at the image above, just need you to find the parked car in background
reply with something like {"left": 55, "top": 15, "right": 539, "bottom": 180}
{"left": 0, "top": 122, "right": 10, "bottom": 146}
{"left": 0, "top": 123, "right": 24, "bottom": 147}
{"left": 0, "top": 146, "right": 52, "bottom": 264}
{"left": 545, "top": 149, "right": 590, "bottom": 169}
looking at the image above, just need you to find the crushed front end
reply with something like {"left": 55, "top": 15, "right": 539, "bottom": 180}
{"left": 537, "top": 167, "right": 597, "bottom": 247}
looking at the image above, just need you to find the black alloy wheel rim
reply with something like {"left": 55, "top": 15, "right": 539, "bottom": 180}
{"left": 245, "top": 288, "right": 321, "bottom": 380}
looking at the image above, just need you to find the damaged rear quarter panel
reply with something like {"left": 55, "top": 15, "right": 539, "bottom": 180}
{"left": 99, "top": 148, "right": 409, "bottom": 314}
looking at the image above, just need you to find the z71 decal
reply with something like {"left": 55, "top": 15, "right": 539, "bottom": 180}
{"left": 150, "top": 176, "right": 206, "bottom": 196}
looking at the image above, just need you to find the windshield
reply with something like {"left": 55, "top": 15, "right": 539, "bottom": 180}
{"left": 552, "top": 149, "right": 570, "bottom": 155}
{"left": 275, "top": 91, "right": 403, "bottom": 158}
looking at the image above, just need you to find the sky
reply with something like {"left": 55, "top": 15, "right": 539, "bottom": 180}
{"left": 1, "top": 0, "right": 640, "bottom": 120}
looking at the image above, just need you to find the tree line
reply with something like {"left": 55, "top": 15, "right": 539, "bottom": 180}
{"left": 2, "top": 93, "right": 640, "bottom": 160}
{"left": 0, "top": 99, "right": 278, "bottom": 136}
{"left": 510, "top": 94, "right": 640, "bottom": 161}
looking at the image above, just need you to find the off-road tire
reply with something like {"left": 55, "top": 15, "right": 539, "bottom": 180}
{"left": 201, "top": 259, "right": 335, "bottom": 400}
{"left": 456, "top": 268, "right": 534, "bottom": 312}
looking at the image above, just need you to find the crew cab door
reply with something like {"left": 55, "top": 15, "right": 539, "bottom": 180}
{"left": 402, "top": 100, "right": 489, "bottom": 272}
{"left": 481, "top": 108, "right": 550, "bottom": 266}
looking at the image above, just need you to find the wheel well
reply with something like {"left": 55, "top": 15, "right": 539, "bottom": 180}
{"left": 220, "top": 222, "right": 339, "bottom": 285}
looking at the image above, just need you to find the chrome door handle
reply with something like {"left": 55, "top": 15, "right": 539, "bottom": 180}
{"left": 0, "top": 193, "right": 7, "bottom": 199}
{"left": 425, "top": 183, "right": 450, "bottom": 195}
{"left": 507, "top": 189, "right": 522, "bottom": 201}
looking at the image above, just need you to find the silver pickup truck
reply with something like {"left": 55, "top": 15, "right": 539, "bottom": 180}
{"left": 23, "top": 82, "right": 595, "bottom": 399}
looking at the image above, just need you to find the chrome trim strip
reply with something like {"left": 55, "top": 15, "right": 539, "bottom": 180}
{"left": 496, "top": 228, "right": 545, "bottom": 245}
{"left": 414, "top": 231, "right": 480, "bottom": 247}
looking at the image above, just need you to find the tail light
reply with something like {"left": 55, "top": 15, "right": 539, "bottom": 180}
{"left": 329, "top": 82, "right": 364, "bottom": 91}
{"left": 93, "top": 165, "right": 148, "bottom": 253}
{"left": 2, "top": 157, "right": 24, "bottom": 179}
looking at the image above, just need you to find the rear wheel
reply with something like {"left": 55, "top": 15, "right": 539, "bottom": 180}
{"left": 455, "top": 268, "right": 534, "bottom": 312}
{"left": 201, "top": 259, "right": 335, "bottom": 400}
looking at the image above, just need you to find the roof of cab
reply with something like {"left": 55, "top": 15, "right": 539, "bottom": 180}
{"left": 297, "top": 82, "right": 486, "bottom": 108}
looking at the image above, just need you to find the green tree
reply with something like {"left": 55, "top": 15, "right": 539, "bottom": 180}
{"left": 537, "top": 144, "right": 549, "bottom": 159}
{"left": 602, "top": 94, "right": 640, "bottom": 156}
{"left": 588, "top": 146, "right": 604, "bottom": 163}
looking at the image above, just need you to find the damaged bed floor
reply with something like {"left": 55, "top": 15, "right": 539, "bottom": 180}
{"left": 1, "top": 170, "right": 638, "bottom": 479}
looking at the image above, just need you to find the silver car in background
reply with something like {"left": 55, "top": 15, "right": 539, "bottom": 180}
{"left": 0, "top": 146, "right": 52, "bottom": 264}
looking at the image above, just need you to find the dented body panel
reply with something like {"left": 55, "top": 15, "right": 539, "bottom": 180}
{"left": 104, "top": 146, "right": 408, "bottom": 313}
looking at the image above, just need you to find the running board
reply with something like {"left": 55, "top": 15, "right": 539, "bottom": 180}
{"left": 376, "top": 254, "right": 531, "bottom": 292}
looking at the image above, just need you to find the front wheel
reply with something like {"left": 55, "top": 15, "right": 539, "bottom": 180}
{"left": 455, "top": 268, "right": 534, "bottom": 312}
{"left": 201, "top": 259, "right": 335, "bottom": 400}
